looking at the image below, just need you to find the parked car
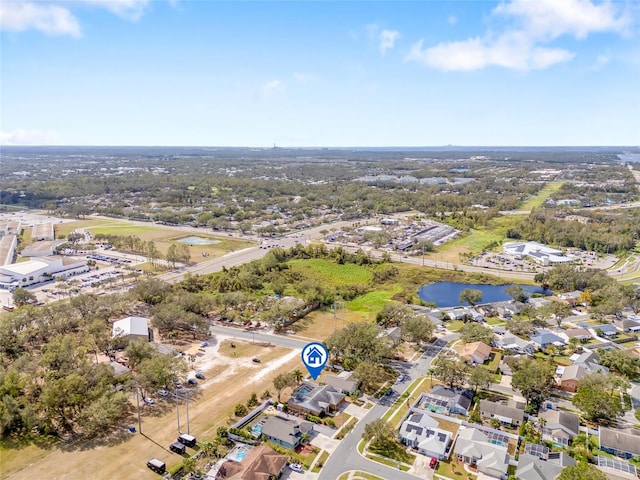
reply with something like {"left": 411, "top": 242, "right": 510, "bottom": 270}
{"left": 195, "top": 372, "right": 205, "bottom": 380}
{"left": 289, "top": 463, "right": 303, "bottom": 473}
{"left": 429, "top": 457, "right": 438, "bottom": 469}
{"left": 144, "top": 397, "right": 155, "bottom": 405}
{"left": 187, "top": 378, "right": 197, "bottom": 386}
{"left": 157, "top": 389, "right": 169, "bottom": 397}
{"left": 252, "top": 358, "right": 261, "bottom": 363}
{"left": 199, "top": 341, "right": 208, "bottom": 348}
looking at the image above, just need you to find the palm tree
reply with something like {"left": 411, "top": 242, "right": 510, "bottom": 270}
{"left": 292, "top": 369, "right": 304, "bottom": 384}
{"left": 200, "top": 440, "right": 218, "bottom": 458}
{"left": 428, "top": 368, "right": 435, "bottom": 387}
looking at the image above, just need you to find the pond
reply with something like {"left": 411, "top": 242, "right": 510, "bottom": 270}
{"left": 418, "top": 282, "right": 551, "bottom": 308}
{"left": 178, "top": 236, "right": 220, "bottom": 245}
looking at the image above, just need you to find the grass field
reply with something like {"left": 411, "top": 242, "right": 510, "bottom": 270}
{"left": 288, "top": 259, "right": 374, "bottom": 286}
{"left": 518, "top": 181, "right": 564, "bottom": 211}
{"left": 54, "top": 218, "right": 254, "bottom": 262}
{"left": 346, "top": 289, "right": 400, "bottom": 313}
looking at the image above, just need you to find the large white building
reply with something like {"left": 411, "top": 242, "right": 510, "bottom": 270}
{"left": 112, "top": 316, "right": 150, "bottom": 343}
{"left": 0, "top": 257, "right": 88, "bottom": 289}
{"left": 502, "top": 241, "right": 575, "bottom": 266}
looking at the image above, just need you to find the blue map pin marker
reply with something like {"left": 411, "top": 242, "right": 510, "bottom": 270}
{"left": 301, "top": 342, "right": 329, "bottom": 380}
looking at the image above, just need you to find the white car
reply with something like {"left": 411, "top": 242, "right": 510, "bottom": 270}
{"left": 288, "top": 463, "right": 303, "bottom": 473}
{"left": 144, "top": 397, "right": 155, "bottom": 405}
{"left": 157, "top": 389, "right": 169, "bottom": 397}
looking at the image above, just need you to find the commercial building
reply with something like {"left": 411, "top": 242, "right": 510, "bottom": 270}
{"left": 0, "top": 257, "right": 88, "bottom": 290}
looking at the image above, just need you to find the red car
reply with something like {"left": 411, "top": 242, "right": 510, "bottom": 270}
{"left": 429, "top": 457, "right": 438, "bottom": 469}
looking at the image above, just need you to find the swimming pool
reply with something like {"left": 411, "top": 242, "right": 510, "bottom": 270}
{"left": 298, "top": 388, "right": 310, "bottom": 395}
{"left": 424, "top": 403, "right": 446, "bottom": 413}
{"left": 490, "top": 439, "right": 506, "bottom": 447}
{"left": 252, "top": 424, "right": 263, "bottom": 435}
{"left": 227, "top": 445, "right": 251, "bottom": 462}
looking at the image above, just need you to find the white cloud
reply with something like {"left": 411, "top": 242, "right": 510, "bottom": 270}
{"left": 0, "top": 2, "right": 81, "bottom": 37}
{"left": 293, "top": 72, "right": 315, "bottom": 84}
{"left": 494, "top": 0, "right": 631, "bottom": 40}
{"left": 406, "top": 0, "right": 629, "bottom": 72}
{"left": 73, "top": 0, "right": 150, "bottom": 21}
{"left": 379, "top": 29, "right": 400, "bottom": 55}
{"left": 0, "top": 0, "right": 153, "bottom": 36}
{"left": 0, "top": 129, "right": 61, "bottom": 145}
{"left": 259, "top": 79, "right": 285, "bottom": 99}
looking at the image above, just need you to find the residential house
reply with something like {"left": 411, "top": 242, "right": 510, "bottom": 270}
{"left": 479, "top": 400, "right": 525, "bottom": 426}
{"left": 529, "top": 297, "right": 551, "bottom": 309}
{"left": 615, "top": 318, "right": 640, "bottom": 333}
{"left": 260, "top": 416, "right": 313, "bottom": 450}
{"left": 494, "top": 301, "right": 524, "bottom": 318}
{"left": 557, "top": 290, "right": 582, "bottom": 306}
{"left": 599, "top": 427, "right": 640, "bottom": 459}
{"left": 453, "top": 427, "right": 509, "bottom": 479}
{"left": 591, "top": 323, "right": 618, "bottom": 338}
{"left": 516, "top": 452, "right": 576, "bottom": 480}
{"left": 446, "top": 307, "right": 484, "bottom": 322}
{"left": 287, "top": 381, "right": 346, "bottom": 417}
{"left": 422, "top": 386, "right": 474, "bottom": 416}
{"left": 539, "top": 410, "right": 580, "bottom": 446}
{"left": 111, "top": 316, "right": 149, "bottom": 343}
{"left": 595, "top": 456, "right": 638, "bottom": 480}
{"left": 495, "top": 334, "right": 535, "bottom": 355}
{"left": 398, "top": 411, "right": 452, "bottom": 459}
{"left": 378, "top": 326, "right": 402, "bottom": 346}
{"left": 461, "top": 341, "right": 492, "bottom": 364}
{"left": 324, "top": 371, "right": 359, "bottom": 395}
{"left": 558, "top": 365, "right": 588, "bottom": 392}
{"left": 562, "top": 328, "right": 591, "bottom": 343}
{"left": 214, "top": 445, "right": 287, "bottom": 480}
{"left": 530, "top": 331, "right": 566, "bottom": 350}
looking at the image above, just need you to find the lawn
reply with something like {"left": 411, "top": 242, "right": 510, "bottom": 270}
{"left": 312, "top": 450, "right": 330, "bottom": 473}
{"left": 518, "top": 181, "right": 564, "bottom": 211}
{"left": 288, "top": 259, "right": 374, "bottom": 286}
{"left": 436, "top": 459, "right": 474, "bottom": 479}
{"left": 337, "top": 472, "right": 386, "bottom": 480}
{"left": 54, "top": 218, "right": 254, "bottom": 262}
{"left": 446, "top": 320, "right": 465, "bottom": 332}
{"left": 218, "top": 339, "right": 289, "bottom": 364}
{"left": 347, "top": 289, "right": 400, "bottom": 314}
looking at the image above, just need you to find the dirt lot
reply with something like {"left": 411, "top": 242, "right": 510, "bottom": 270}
{"left": 1, "top": 336, "right": 302, "bottom": 480}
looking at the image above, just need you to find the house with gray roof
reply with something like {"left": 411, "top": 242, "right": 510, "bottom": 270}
{"left": 453, "top": 427, "right": 509, "bottom": 479}
{"left": 324, "top": 371, "right": 359, "bottom": 395}
{"left": 591, "top": 323, "right": 618, "bottom": 338}
{"left": 422, "top": 386, "right": 474, "bottom": 416}
{"left": 287, "top": 381, "right": 346, "bottom": 417}
{"left": 260, "top": 416, "right": 313, "bottom": 450}
{"left": 530, "top": 330, "right": 565, "bottom": 350}
{"left": 615, "top": 318, "right": 640, "bottom": 333}
{"left": 516, "top": 452, "right": 576, "bottom": 480}
{"left": 495, "top": 334, "right": 535, "bottom": 355}
{"left": 399, "top": 411, "right": 452, "bottom": 459}
{"left": 539, "top": 410, "right": 580, "bottom": 447}
{"left": 479, "top": 400, "right": 525, "bottom": 426}
{"left": 562, "top": 328, "right": 591, "bottom": 342}
{"left": 599, "top": 427, "right": 640, "bottom": 459}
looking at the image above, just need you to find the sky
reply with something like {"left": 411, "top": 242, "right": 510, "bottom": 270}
{"left": 1, "top": 0, "right": 639, "bottom": 147}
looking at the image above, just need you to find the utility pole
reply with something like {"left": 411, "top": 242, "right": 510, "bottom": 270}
{"left": 136, "top": 385, "right": 142, "bottom": 434}
{"left": 185, "top": 390, "right": 190, "bottom": 434}
{"left": 176, "top": 392, "right": 181, "bottom": 433}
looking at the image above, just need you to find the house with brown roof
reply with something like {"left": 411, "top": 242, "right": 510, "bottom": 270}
{"left": 215, "top": 445, "right": 287, "bottom": 480}
{"left": 462, "top": 341, "right": 492, "bottom": 364}
{"left": 562, "top": 328, "right": 591, "bottom": 342}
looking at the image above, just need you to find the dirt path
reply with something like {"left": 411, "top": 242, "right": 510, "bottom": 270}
{"left": 1, "top": 337, "right": 303, "bottom": 480}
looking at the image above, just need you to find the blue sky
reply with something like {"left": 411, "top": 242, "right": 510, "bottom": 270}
{"left": 1, "top": 0, "right": 639, "bottom": 146}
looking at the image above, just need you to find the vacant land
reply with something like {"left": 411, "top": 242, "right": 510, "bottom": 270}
{"left": 1, "top": 338, "right": 301, "bottom": 480}
{"left": 55, "top": 218, "right": 254, "bottom": 262}
{"left": 288, "top": 258, "right": 374, "bottom": 286}
{"left": 518, "top": 181, "right": 564, "bottom": 211}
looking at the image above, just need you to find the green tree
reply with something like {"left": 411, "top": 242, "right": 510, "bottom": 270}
{"left": 325, "top": 322, "right": 391, "bottom": 370}
{"left": 401, "top": 315, "right": 435, "bottom": 344}
{"left": 272, "top": 372, "right": 297, "bottom": 402}
{"left": 292, "top": 369, "right": 304, "bottom": 384}
{"left": 124, "top": 340, "right": 156, "bottom": 371}
{"left": 362, "top": 419, "right": 397, "bottom": 452}
{"left": 459, "top": 288, "right": 483, "bottom": 306}
{"left": 182, "top": 457, "right": 197, "bottom": 475}
{"left": 353, "top": 361, "right": 387, "bottom": 393}
{"left": 432, "top": 352, "right": 470, "bottom": 389}
{"left": 545, "top": 301, "right": 573, "bottom": 329}
{"left": 573, "top": 373, "right": 625, "bottom": 424}
{"left": 509, "top": 357, "right": 555, "bottom": 411}
{"left": 460, "top": 323, "right": 494, "bottom": 345}
{"left": 376, "top": 303, "right": 414, "bottom": 327}
{"left": 505, "top": 285, "right": 528, "bottom": 303}
{"left": 137, "top": 354, "right": 187, "bottom": 396}
{"left": 11, "top": 288, "right": 37, "bottom": 306}
{"left": 557, "top": 463, "right": 606, "bottom": 480}
{"left": 468, "top": 367, "right": 493, "bottom": 393}
{"left": 599, "top": 349, "right": 640, "bottom": 381}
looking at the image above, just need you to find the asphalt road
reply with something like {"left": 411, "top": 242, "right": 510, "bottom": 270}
{"left": 209, "top": 324, "right": 308, "bottom": 351}
{"left": 318, "top": 336, "right": 454, "bottom": 480}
